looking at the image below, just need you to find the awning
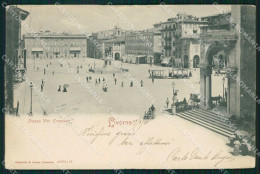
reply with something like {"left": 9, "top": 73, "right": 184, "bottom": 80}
{"left": 70, "top": 47, "right": 81, "bottom": 51}
{"left": 161, "top": 57, "right": 171, "bottom": 64}
{"left": 136, "top": 55, "right": 147, "bottom": 58}
{"left": 32, "top": 48, "right": 43, "bottom": 52}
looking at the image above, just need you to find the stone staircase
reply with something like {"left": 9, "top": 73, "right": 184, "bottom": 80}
{"left": 176, "top": 109, "right": 235, "bottom": 138}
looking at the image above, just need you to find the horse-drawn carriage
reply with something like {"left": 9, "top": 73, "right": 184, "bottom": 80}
{"left": 188, "top": 93, "right": 200, "bottom": 108}
{"left": 143, "top": 105, "right": 156, "bottom": 120}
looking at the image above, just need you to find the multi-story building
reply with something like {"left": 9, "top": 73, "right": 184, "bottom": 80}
{"left": 5, "top": 6, "right": 29, "bottom": 112}
{"left": 201, "top": 12, "right": 231, "bottom": 31}
{"left": 124, "top": 29, "right": 154, "bottom": 64}
{"left": 23, "top": 32, "right": 87, "bottom": 59}
{"left": 92, "top": 25, "right": 127, "bottom": 60}
{"left": 153, "top": 31, "right": 162, "bottom": 64}
{"left": 155, "top": 13, "right": 207, "bottom": 68}
{"left": 96, "top": 25, "right": 123, "bottom": 39}
{"left": 111, "top": 36, "right": 125, "bottom": 61}
{"left": 174, "top": 14, "right": 207, "bottom": 68}
{"left": 158, "top": 18, "right": 177, "bottom": 58}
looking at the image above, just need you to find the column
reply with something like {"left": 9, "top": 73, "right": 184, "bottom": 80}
{"left": 199, "top": 68, "right": 206, "bottom": 109}
{"left": 227, "top": 76, "right": 230, "bottom": 114}
{"left": 205, "top": 74, "right": 212, "bottom": 109}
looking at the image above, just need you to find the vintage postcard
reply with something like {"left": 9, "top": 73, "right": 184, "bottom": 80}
{"left": 4, "top": 4, "right": 257, "bottom": 170}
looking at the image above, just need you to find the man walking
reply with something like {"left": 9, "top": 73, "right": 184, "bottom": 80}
{"left": 166, "top": 98, "right": 169, "bottom": 108}
{"left": 41, "top": 83, "right": 44, "bottom": 92}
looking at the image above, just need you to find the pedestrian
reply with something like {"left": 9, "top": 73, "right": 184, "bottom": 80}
{"left": 130, "top": 81, "right": 133, "bottom": 87}
{"left": 77, "top": 66, "right": 79, "bottom": 74}
{"left": 63, "top": 84, "right": 67, "bottom": 92}
{"left": 89, "top": 76, "right": 92, "bottom": 80}
{"left": 44, "top": 68, "right": 46, "bottom": 75}
{"left": 95, "top": 79, "right": 98, "bottom": 86}
{"left": 121, "top": 81, "right": 124, "bottom": 87}
{"left": 86, "top": 77, "right": 89, "bottom": 82}
{"left": 166, "top": 98, "right": 169, "bottom": 108}
{"left": 150, "top": 105, "right": 156, "bottom": 113}
{"left": 98, "top": 77, "right": 101, "bottom": 84}
{"left": 105, "top": 83, "right": 108, "bottom": 92}
{"left": 37, "top": 67, "right": 39, "bottom": 71}
{"left": 47, "top": 64, "right": 48, "bottom": 67}
{"left": 152, "top": 78, "right": 154, "bottom": 83}
{"left": 113, "top": 73, "right": 115, "bottom": 77}
{"left": 41, "top": 83, "right": 44, "bottom": 92}
{"left": 114, "top": 78, "right": 117, "bottom": 85}
{"left": 103, "top": 77, "right": 105, "bottom": 82}
{"left": 189, "top": 71, "right": 192, "bottom": 77}
{"left": 58, "top": 85, "right": 61, "bottom": 92}
{"left": 140, "top": 80, "right": 143, "bottom": 87}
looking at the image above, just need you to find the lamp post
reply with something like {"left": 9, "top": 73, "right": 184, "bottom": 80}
{"left": 172, "top": 82, "right": 176, "bottom": 115}
{"left": 222, "top": 77, "right": 225, "bottom": 100}
{"left": 29, "top": 82, "right": 33, "bottom": 116}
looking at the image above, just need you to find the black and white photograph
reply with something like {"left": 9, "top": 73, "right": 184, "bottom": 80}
{"left": 3, "top": 3, "right": 257, "bottom": 170}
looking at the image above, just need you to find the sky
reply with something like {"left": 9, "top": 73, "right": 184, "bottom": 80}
{"left": 17, "top": 4, "right": 231, "bottom": 35}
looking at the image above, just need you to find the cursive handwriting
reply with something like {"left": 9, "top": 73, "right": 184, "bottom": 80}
{"left": 167, "top": 147, "right": 235, "bottom": 166}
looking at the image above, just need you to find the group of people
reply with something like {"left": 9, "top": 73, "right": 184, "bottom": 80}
{"left": 84, "top": 71, "right": 148, "bottom": 93}
{"left": 58, "top": 84, "right": 69, "bottom": 92}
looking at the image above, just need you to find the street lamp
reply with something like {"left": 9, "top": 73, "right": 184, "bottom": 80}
{"left": 172, "top": 82, "right": 176, "bottom": 115}
{"left": 29, "top": 82, "right": 33, "bottom": 116}
{"left": 222, "top": 77, "right": 225, "bottom": 100}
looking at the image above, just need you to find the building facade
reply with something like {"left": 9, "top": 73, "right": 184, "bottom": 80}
{"left": 24, "top": 32, "right": 87, "bottom": 59}
{"left": 111, "top": 37, "right": 125, "bottom": 61}
{"left": 159, "top": 19, "right": 176, "bottom": 58}
{"left": 124, "top": 29, "right": 154, "bottom": 64}
{"left": 174, "top": 15, "right": 207, "bottom": 68}
{"left": 156, "top": 14, "right": 207, "bottom": 68}
{"left": 5, "top": 6, "right": 29, "bottom": 111}
{"left": 198, "top": 5, "right": 256, "bottom": 118}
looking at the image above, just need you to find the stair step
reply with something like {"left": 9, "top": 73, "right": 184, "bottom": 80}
{"left": 179, "top": 112, "right": 234, "bottom": 135}
{"left": 193, "top": 109, "right": 230, "bottom": 121}
{"left": 178, "top": 112, "right": 234, "bottom": 135}
{"left": 177, "top": 112, "right": 235, "bottom": 138}
{"left": 182, "top": 110, "right": 235, "bottom": 131}
{"left": 185, "top": 109, "right": 227, "bottom": 122}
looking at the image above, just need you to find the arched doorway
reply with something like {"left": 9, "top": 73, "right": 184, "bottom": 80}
{"left": 200, "top": 41, "right": 230, "bottom": 110}
{"left": 183, "top": 55, "right": 189, "bottom": 68}
{"left": 115, "top": 52, "right": 120, "bottom": 61}
{"left": 193, "top": 55, "right": 200, "bottom": 68}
